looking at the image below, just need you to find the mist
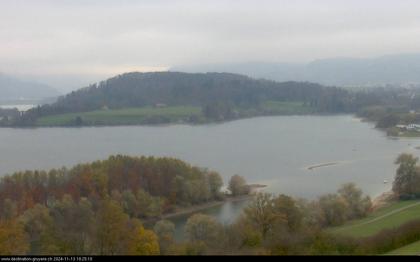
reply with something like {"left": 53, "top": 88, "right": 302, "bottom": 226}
{"left": 2, "top": 0, "right": 420, "bottom": 90}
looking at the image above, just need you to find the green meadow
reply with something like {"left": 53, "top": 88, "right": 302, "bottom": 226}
{"left": 36, "top": 106, "right": 203, "bottom": 126}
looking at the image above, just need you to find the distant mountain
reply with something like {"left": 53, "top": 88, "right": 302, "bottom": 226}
{"left": 0, "top": 73, "right": 60, "bottom": 101}
{"left": 173, "top": 53, "right": 420, "bottom": 87}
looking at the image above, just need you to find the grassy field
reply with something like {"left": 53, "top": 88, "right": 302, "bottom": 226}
{"left": 397, "top": 130, "right": 420, "bottom": 138}
{"left": 328, "top": 200, "right": 420, "bottom": 238}
{"left": 35, "top": 101, "right": 318, "bottom": 126}
{"left": 387, "top": 240, "right": 420, "bottom": 255}
{"left": 261, "top": 101, "right": 315, "bottom": 115}
{"left": 36, "top": 106, "right": 203, "bottom": 126}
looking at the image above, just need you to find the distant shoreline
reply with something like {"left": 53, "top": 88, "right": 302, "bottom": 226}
{"left": 1, "top": 106, "right": 349, "bottom": 129}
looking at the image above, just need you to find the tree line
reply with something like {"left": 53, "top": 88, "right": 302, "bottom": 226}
{"left": 0, "top": 155, "right": 229, "bottom": 218}
{"left": 0, "top": 155, "right": 255, "bottom": 255}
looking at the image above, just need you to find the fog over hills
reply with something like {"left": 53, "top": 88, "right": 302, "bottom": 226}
{"left": 0, "top": 73, "right": 60, "bottom": 101}
{"left": 173, "top": 53, "right": 420, "bottom": 87}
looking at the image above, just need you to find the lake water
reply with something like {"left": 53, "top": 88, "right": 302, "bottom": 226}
{"left": 0, "top": 115, "right": 419, "bottom": 238}
{"left": 0, "top": 104, "right": 36, "bottom": 111}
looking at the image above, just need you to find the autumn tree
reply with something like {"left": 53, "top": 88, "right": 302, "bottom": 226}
{"left": 95, "top": 199, "right": 131, "bottom": 255}
{"left": 126, "top": 219, "right": 160, "bottom": 255}
{"left": 337, "top": 183, "right": 371, "bottom": 219}
{"left": 135, "top": 189, "right": 163, "bottom": 219}
{"left": 208, "top": 172, "right": 224, "bottom": 200}
{"left": 228, "top": 175, "right": 250, "bottom": 196}
{"left": 0, "top": 219, "right": 29, "bottom": 255}
{"left": 228, "top": 215, "right": 263, "bottom": 249}
{"left": 185, "top": 214, "right": 222, "bottom": 248}
{"left": 243, "top": 193, "right": 279, "bottom": 237}
{"left": 1, "top": 199, "right": 18, "bottom": 220}
{"left": 393, "top": 154, "right": 420, "bottom": 199}
{"left": 271, "top": 194, "right": 303, "bottom": 232}
{"left": 20, "top": 204, "right": 54, "bottom": 255}
{"left": 154, "top": 220, "right": 175, "bottom": 254}
{"left": 48, "top": 196, "right": 95, "bottom": 255}
{"left": 317, "top": 194, "right": 349, "bottom": 226}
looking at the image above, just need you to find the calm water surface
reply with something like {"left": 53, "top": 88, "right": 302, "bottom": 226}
{"left": 1, "top": 115, "right": 419, "bottom": 238}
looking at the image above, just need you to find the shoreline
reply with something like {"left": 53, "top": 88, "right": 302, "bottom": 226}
{"left": 359, "top": 116, "right": 420, "bottom": 138}
{"left": 371, "top": 191, "right": 397, "bottom": 210}
{"left": 0, "top": 112, "right": 351, "bottom": 129}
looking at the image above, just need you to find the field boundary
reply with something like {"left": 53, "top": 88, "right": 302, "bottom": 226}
{"left": 337, "top": 201, "right": 420, "bottom": 233}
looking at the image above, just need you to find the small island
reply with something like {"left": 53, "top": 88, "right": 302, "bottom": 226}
{"left": 307, "top": 162, "right": 340, "bottom": 170}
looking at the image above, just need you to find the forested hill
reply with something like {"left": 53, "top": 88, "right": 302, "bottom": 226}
{"left": 34, "top": 71, "right": 347, "bottom": 110}
{"left": 10, "top": 71, "right": 357, "bottom": 126}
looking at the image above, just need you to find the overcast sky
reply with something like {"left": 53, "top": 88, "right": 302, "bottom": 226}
{"left": 2, "top": 0, "right": 420, "bottom": 90}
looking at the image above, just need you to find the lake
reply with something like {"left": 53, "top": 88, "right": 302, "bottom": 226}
{"left": 0, "top": 104, "right": 36, "bottom": 112}
{"left": 0, "top": 115, "right": 419, "bottom": 238}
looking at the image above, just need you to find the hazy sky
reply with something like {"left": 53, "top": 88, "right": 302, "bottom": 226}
{"left": 2, "top": 0, "right": 420, "bottom": 89}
